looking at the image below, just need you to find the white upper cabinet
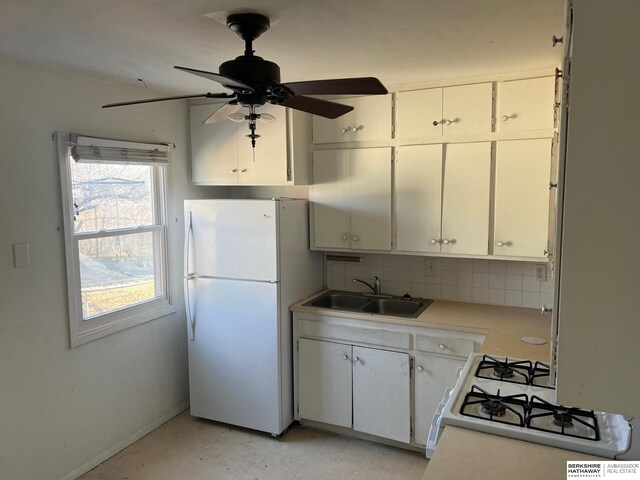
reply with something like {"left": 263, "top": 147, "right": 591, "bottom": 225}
{"left": 190, "top": 104, "right": 310, "bottom": 185}
{"left": 441, "top": 83, "right": 493, "bottom": 136}
{"left": 396, "top": 83, "right": 493, "bottom": 139}
{"left": 441, "top": 142, "right": 492, "bottom": 255}
{"left": 311, "top": 148, "right": 392, "bottom": 251}
{"left": 494, "top": 139, "right": 552, "bottom": 258}
{"left": 498, "top": 77, "right": 556, "bottom": 132}
{"left": 313, "top": 95, "right": 392, "bottom": 144}
{"left": 396, "top": 88, "right": 443, "bottom": 139}
{"left": 396, "top": 144, "right": 443, "bottom": 253}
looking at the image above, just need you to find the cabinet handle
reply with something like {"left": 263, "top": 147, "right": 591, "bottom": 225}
{"left": 417, "top": 366, "right": 424, "bottom": 372}
{"left": 496, "top": 240, "right": 512, "bottom": 247}
{"left": 241, "top": 168, "right": 247, "bottom": 173}
{"left": 352, "top": 235, "right": 359, "bottom": 242}
{"left": 430, "top": 239, "right": 439, "bottom": 245}
{"left": 442, "top": 239, "right": 456, "bottom": 245}
{"left": 230, "top": 168, "right": 238, "bottom": 173}
{"left": 341, "top": 234, "right": 348, "bottom": 241}
{"left": 351, "top": 126, "right": 362, "bottom": 133}
{"left": 353, "top": 356, "right": 360, "bottom": 364}
{"left": 552, "top": 35, "right": 564, "bottom": 47}
{"left": 432, "top": 120, "right": 444, "bottom": 126}
{"left": 341, "top": 127, "right": 350, "bottom": 134}
{"left": 439, "top": 344, "right": 447, "bottom": 351}
{"left": 443, "top": 119, "right": 453, "bottom": 125}
{"left": 501, "top": 115, "right": 511, "bottom": 121}
{"left": 342, "top": 354, "right": 349, "bottom": 360}
{"left": 541, "top": 306, "right": 553, "bottom": 315}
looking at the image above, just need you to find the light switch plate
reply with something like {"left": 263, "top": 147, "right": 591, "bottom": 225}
{"left": 425, "top": 259, "right": 438, "bottom": 277}
{"left": 13, "top": 243, "right": 30, "bottom": 268}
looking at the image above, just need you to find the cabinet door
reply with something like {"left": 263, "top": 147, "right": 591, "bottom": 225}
{"left": 414, "top": 355, "right": 465, "bottom": 446}
{"left": 313, "top": 95, "right": 392, "bottom": 144}
{"left": 498, "top": 77, "right": 556, "bottom": 132}
{"left": 494, "top": 139, "right": 551, "bottom": 257}
{"left": 350, "top": 148, "right": 392, "bottom": 251}
{"left": 311, "top": 150, "right": 351, "bottom": 249}
{"left": 396, "top": 88, "right": 443, "bottom": 139}
{"left": 396, "top": 145, "right": 443, "bottom": 252}
{"left": 441, "top": 142, "right": 491, "bottom": 255}
{"left": 352, "top": 347, "right": 410, "bottom": 443}
{"left": 442, "top": 83, "right": 493, "bottom": 135}
{"left": 190, "top": 104, "right": 238, "bottom": 184}
{"left": 237, "top": 104, "right": 288, "bottom": 185}
{"left": 349, "top": 95, "right": 393, "bottom": 142}
{"left": 298, "top": 339, "right": 352, "bottom": 428}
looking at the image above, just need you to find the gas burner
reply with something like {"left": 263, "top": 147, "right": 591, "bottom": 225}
{"left": 527, "top": 395, "right": 600, "bottom": 441}
{"left": 492, "top": 364, "right": 514, "bottom": 379}
{"left": 460, "top": 385, "right": 528, "bottom": 427}
{"left": 481, "top": 399, "right": 507, "bottom": 417}
{"left": 553, "top": 411, "right": 574, "bottom": 428}
{"left": 475, "top": 355, "right": 532, "bottom": 385}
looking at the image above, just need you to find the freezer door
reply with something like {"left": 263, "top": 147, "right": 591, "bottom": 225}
{"left": 187, "top": 278, "right": 284, "bottom": 434}
{"left": 185, "top": 200, "right": 278, "bottom": 281}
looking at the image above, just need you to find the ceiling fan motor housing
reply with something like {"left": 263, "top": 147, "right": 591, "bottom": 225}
{"left": 219, "top": 55, "right": 281, "bottom": 106}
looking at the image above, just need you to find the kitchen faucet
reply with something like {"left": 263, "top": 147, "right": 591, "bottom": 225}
{"left": 353, "top": 276, "right": 382, "bottom": 295}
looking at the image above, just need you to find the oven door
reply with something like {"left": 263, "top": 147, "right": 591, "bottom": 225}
{"left": 426, "top": 366, "right": 463, "bottom": 458}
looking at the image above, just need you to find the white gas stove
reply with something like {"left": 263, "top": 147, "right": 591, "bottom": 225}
{"left": 427, "top": 353, "right": 635, "bottom": 459}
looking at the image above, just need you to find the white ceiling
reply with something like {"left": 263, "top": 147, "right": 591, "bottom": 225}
{"left": 0, "top": 0, "right": 565, "bottom": 96}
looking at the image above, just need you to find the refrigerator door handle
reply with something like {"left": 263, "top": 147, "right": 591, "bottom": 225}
{"left": 184, "top": 211, "right": 196, "bottom": 340}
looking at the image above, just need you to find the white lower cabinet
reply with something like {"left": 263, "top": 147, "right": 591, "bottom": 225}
{"left": 352, "top": 346, "right": 411, "bottom": 443}
{"left": 413, "top": 354, "right": 465, "bottom": 446}
{"left": 294, "top": 313, "right": 480, "bottom": 448}
{"left": 298, "top": 338, "right": 352, "bottom": 428}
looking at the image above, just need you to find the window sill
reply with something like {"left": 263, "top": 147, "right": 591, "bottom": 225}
{"left": 71, "top": 302, "right": 177, "bottom": 348}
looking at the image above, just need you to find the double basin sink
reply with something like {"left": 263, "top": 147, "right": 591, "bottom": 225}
{"left": 305, "top": 290, "right": 433, "bottom": 318}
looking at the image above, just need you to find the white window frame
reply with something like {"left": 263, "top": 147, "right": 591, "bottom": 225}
{"left": 57, "top": 132, "right": 175, "bottom": 347}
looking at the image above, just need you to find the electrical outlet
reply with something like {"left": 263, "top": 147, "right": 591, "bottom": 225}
{"left": 535, "top": 263, "right": 547, "bottom": 282}
{"left": 425, "top": 259, "right": 438, "bottom": 277}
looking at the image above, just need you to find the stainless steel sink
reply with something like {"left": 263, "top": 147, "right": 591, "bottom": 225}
{"left": 305, "top": 291, "right": 433, "bottom": 318}
{"left": 309, "top": 292, "right": 370, "bottom": 310}
{"left": 360, "top": 298, "right": 429, "bottom": 317}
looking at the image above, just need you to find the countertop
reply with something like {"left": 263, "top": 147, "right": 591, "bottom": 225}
{"left": 291, "top": 290, "right": 551, "bottom": 361}
{"left": 424, "top": 427, "right": 606, "bottom": 479}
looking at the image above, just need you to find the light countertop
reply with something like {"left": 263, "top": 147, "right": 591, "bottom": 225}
{"left": 291, "top": 290, "right": 552, "bottom": 361}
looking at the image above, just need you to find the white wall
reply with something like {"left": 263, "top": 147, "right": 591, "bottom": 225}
{"left": 0, "top": 56, "right": 228, "bottom": 480}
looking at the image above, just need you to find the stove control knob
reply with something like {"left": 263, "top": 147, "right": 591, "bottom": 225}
{"left": 417, "top": 366, "right": 424, "bottom": 372}
{"left": 439, "top": 343, "right": 447, "bottom": 351}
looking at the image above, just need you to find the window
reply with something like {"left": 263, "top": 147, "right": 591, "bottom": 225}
{"left": 57, "top": 133, "right": 174, "bottom": 347}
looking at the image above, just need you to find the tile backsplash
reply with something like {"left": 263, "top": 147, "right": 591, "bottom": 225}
{"left": 326, "top": 254, "right": 554, "bottom": 310}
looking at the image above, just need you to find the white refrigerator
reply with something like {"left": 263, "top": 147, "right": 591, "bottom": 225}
{"left": 183, "top": 199, "right": 322, "bottom": 435}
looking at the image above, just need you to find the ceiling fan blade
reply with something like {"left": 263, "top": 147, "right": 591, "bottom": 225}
{"left": 175, "top": 66, "right": 254, "bottom": 92}
{"left": 203, "top": 103, "right": 242, "bottom": 124}
{"left": 281, "top": 77, "right": 388, "bottom": 96}
{"left": 279, "top": 96, "right": 353, "bottom": 119}
{"left": 102, "top": 92, "right": 231, "bottom": 108}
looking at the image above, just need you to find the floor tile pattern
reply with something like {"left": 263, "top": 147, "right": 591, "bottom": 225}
{"left": 79, "top": 411, "right": 429, "bottom": 480}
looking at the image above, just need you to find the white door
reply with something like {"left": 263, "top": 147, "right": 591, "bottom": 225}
{"left": 498, "top": 77, "right": 556, "bottom": 132}
{"left": 442, "top": 83, "right": 493, "bottom": 135}
{"left": 190, "top": 104, "right": 239, "bottom": 184}
{"left": 414, "top": 355, "right": 464, "bottom": 446}
{"left": 185, "top": 200, "right": 278, "bottom": 281}
{"left": 298, "top": 339, "right": 353, "bottom": 428}
{"left": 349, "top": 95, "right": 393, "bottom": 142}
{"left": 494, "top": 139, "right": 552, "bottom": 257}
{"left": 396, "top": 88, "right": 443, "bottom": 139}
{"left": 350, "top": 148, "right": 392, "bottom": 251}
{"left": 311, "top": 150, "right": 351, "bottom": 249}
{"left": 352, "top": 346, "right": 411, "bottom": 443}
{"left": 396, "top": 145, "right": 443, "bottom": 252}
{"left": 441, "top": 142, "right": 491, "bottom": 255}
{"left": 188, "top": 278, "right": 281, "bottom": 434}
{"left": 237, "top": 104, "right": 289, "bottom": 185}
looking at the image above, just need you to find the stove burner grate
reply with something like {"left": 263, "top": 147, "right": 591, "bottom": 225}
{"left": 460, "top": 385, "right": 528, "bottom": 427}
{"left": 526, "top": 395, "right": 600, "bottom": 441}
{"left": 481, "top": 398, "right": 508, "bottom": 417}
{"left": 475, "top": 355, "right": 532, "bottom": 385}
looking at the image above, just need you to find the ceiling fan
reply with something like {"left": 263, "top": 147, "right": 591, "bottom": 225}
{"left": 102, "top": 12, "right": 388, "bottom": 148}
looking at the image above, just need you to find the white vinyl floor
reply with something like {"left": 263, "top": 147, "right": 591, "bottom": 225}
{"left": 79, "top": 411, "right": 429, "bottom": 480}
